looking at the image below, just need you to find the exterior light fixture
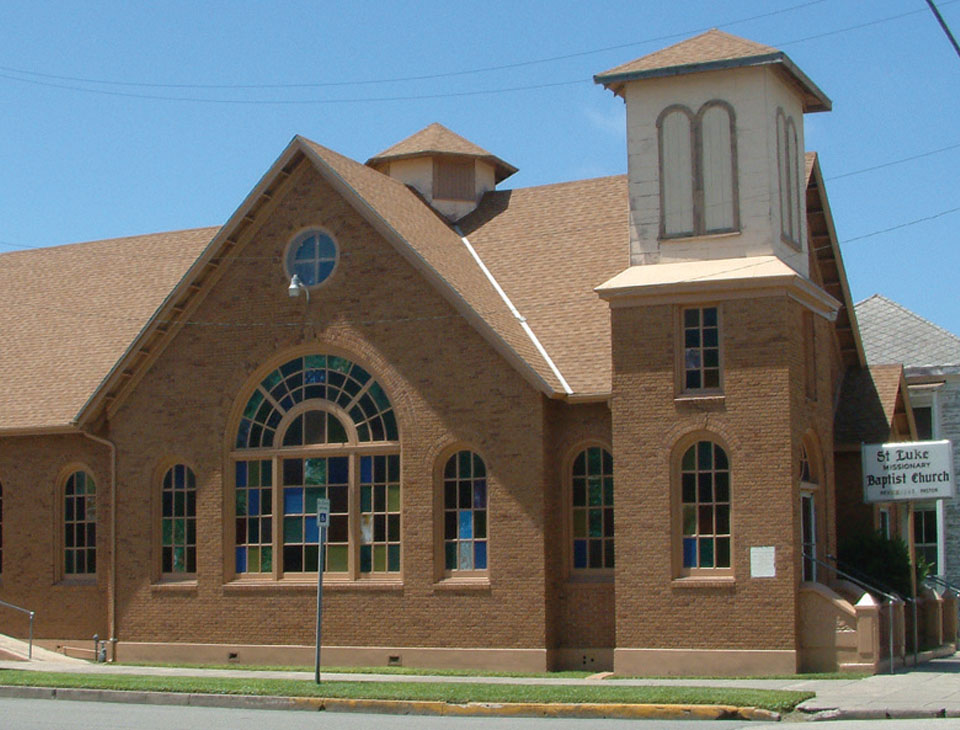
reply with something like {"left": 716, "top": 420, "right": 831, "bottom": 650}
{"left": 288, "top": 274, "right": 310, "bottom": 304}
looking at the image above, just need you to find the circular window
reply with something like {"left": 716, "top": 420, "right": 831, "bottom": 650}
{"left": 286, "top": 230, "right": 338, "bottom": 287}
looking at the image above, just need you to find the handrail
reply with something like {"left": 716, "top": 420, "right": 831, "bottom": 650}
{"left": 924, "top": 573, "right": 960, "bottom": 595}
{"left": 0, "top": 599, "right": 34, "bottom": 659}
{"left": 805, "top": 553, "right": 901, "bottom": 673}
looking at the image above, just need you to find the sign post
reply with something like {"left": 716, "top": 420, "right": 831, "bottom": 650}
{"left": 315, "top": 498, "right": 330, "bottom": 685}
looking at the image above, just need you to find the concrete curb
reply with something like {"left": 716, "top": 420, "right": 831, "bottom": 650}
{"left": 0, "top": 685, "right": 780, "bottom": 721}
{"left": 804, "top": 708, "right": 960, "bottom": 722}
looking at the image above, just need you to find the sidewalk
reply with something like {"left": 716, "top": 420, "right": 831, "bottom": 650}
{"left": 0, "top": 644, "right": 958, "bottom": 720}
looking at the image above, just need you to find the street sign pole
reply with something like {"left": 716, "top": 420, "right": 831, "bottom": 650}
{"left": 315, "top": 499, "right": 330, "bottom": 685}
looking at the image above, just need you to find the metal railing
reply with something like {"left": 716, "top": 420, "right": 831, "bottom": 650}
{"left": 0, "top": 599, "right": 34, "bottom": 659}
{"left": 805, "top": 553, "right": 904, "bottom": 673}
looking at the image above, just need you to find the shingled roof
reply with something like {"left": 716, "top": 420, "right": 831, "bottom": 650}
{"left": 461, "top": 175, "right": 629, "bottom": 396}
{"left": 834, "top": 364, "right": 911, "bottom": 446}
{"left": 366, "top": 122, "right": 517, "bottom": 183}
{"left": 0, "top": 228, "right": 215, "bottom": 432}
{"left": 856, "top": 294, "right": 960, "bottom": 371}
{"left": 594, "top": 29, "right": 830, "bottom": 112}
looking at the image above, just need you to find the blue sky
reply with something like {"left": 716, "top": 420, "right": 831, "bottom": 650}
{"left": 2, "top": 1, "right": 959, "bottom": 336}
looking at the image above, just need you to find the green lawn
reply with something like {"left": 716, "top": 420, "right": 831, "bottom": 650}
{"left": 0, "top": 670, "right": 812, "bottom": 713}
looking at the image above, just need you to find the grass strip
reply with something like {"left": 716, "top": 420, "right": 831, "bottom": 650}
{"left": 0, "top": 670, "right": 812, "bottom": 713}
{"left": 119, "top": 662, "right": 593, "bottom": 678}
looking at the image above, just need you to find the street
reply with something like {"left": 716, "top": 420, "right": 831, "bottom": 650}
{"left": 5, "top": 698, "right": 960, "bottom": 730}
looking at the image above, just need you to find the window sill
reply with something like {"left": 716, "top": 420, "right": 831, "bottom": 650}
{"left": 675, "top": 394, "right": 725, "bottom": 405}
{"left": 151, "top": 579, "right": 198, "bottom": 593}
{"left": 57, "top": 576, "right": 97, "bottom": 587}
{"left": 660, "top": 230, "right": 741, "bottom": 244}
{"left": 223, "top": 578, "right": 403, "bottom": 593}
{"left": 433, "top": 577, "right": 491, "bottom": 593}
{"left": 671, "top": 575, "right": 736, "bottom": 589}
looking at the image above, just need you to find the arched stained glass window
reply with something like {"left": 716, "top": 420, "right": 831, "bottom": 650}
{"left": 680, "top": 441, "right": 730, "bottom": 571}
{"left": 64, "top": 470, "right": 96, "bottom": 576}
{"left": 236, "top": 355, "right": 398, "bottom": 449}
{"left": 233, "top": 354, "right": 401, "bottom": 580}
{"left": 161, "top": 464, "right": 197, "bottom": 574}
{"left": 442, "top": 450, "right": 488, "bottom": 572}
{"left": 571, "top": 446, "right": 614, "bottom": 571}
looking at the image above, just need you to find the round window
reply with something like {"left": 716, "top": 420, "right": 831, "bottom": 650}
{"left": 286, "top": 230, "right": 338, "bottom": 287}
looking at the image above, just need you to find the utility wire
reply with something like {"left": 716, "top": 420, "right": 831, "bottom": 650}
{"left": 0, "top": 1, "right": 829, "bottom": 91}
{"left": 926, "top": 0, "right": 960, "bottom": 59}
{"left": 0, "top": 2, "right": 956, "bottom": 105}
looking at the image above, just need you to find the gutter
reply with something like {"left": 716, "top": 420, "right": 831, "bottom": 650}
{"left": 80, "top": 429, "right": 117, "bottom": 661}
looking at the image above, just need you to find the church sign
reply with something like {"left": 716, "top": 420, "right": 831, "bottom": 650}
{"left": 862, "top": 440, "right": 955, "bottom": 503}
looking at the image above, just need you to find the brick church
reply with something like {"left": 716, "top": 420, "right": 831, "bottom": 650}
{"left": 0, "top": 31, "right": 933, "bottom": 674}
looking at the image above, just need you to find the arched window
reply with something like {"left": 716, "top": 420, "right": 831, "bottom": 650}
{"left": 571, "top": 446, "right": 614, "bottom": 571}
{"left": 799, "top": 440, "right": 819, "bottom": 582}
{"left": 233, "top": 355, "right": 400, "bottom": 580}
{"left": 679, "top": 440, "right": 730, "bottom": 571}
{"left": 658, "top": 101, "right": 739, "bottom": 239}
{"left": 161, "top": 464, "right": 197, "bottom": 575}
{"left": 777, "top": 109, "right": 803, "bottom": 247}
{"left": 64, "top": 470, "right": 96, "bottom": 576}
{"left": 442, "top": 450, "right": 488, "bottom": 573}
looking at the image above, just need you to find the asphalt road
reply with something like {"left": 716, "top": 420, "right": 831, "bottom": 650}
{"left": 6, "top": 698, "right": 960, "bottom": 730}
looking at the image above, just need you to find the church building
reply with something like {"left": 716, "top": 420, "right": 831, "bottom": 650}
{"left": 0, "top": 30, "right": 929, "bottom": 675}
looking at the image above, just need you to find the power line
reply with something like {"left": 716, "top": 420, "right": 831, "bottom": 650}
{"left": 0, "top": 1, "right": 829, "bottom": 91}
{"left": 925, "top": 0, "right": 960, "bottom": 59}
{"left": 1, "top": 2, "right": 955, "bottom": 106}
{"left": 841, "top": 205, "right": 960, "bottom": 244}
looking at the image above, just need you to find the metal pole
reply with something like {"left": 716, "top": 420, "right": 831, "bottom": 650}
{"left": 315, "top": 522, "right": 326, "bottom": 684}
{"left": 28, "top": 612, "right": 34, "bottom": 660}
{"left": 889, "top": 599, "right": 895, "bottom": 674}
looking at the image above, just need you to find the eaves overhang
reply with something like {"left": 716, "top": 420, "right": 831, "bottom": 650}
{"left": 594, "top": 52, "right": 831, "bottom": 113}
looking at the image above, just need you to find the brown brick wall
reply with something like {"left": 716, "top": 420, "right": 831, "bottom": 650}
{"left": 542, "top": 400, "right": 615, "bottom": 650}
{"left": 0, "top": 433, "right": 108, "bottom": 639}
{"left": 611, "top": 296, "right": 802, "bottom": 652}
{"left": 103, "top": 165, "right": 551, "bottom": 650}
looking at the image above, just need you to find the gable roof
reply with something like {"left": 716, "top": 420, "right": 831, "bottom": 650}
{"left": 856, "top": 294, "right": 960, "bottom": 371}
{"left": 366, "top": 122, "right": 517, "bottom": 183}
{"left": 0, "top": 228, "right": 215, "bottom": 433}
{"left": 594, "top": 29, "right": 830, "bottom": 113}
{"left": 835, "top": 364, "right": 913, "bottom": 446}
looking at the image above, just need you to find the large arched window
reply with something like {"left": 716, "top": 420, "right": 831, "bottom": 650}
{"left": 679, "top": 440, "right": 730, "bottom": 572}
{"left": 64, "top": 470, "right": 96, "bottom": 576}
{"left": 233, "top": 355, "right": 400, "bottom": 580}
{"left": 571, "top": 446, "right": 614, "bottom": 571}
{"left": 658, "top": 101, "right": 739, "bottom": 239}
{"left": 161, "top": 464, "right": 197, "bottom": 575}
{"left": 442, "top": 450, "right": 488, "bottom": 573}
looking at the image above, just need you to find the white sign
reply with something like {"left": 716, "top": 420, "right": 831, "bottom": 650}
{"left": 316, "top": 499, "right": 331, "bottom": 528}
{"left": 750, "top": 546, "right": 776, "bottom": 578}
{"left": 862, "top": 440, "right": 955, "bottom": 503}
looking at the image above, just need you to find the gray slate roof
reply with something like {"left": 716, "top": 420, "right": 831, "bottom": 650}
{"left": 855, "top": 294, "right": 960, "bottom": 370}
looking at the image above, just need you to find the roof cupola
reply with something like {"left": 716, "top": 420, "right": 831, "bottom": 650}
{"left": 366, "top": 123, "right": 517, "bottom": 222}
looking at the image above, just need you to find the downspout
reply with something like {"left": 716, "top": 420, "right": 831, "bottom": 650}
{"left": 81, "top": 429, "right": 117, "bottom": 662}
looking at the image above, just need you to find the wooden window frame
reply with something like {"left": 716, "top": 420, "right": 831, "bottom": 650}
{"left": 567, "top": 444, "right": 614, "bottom": 576}
{"left": 674, "top": 437, "right": 733, "bottom": 578}
{"left": 658, "top": 100, "right": 740, "bottom": 240}
{"left": 678, "top": 305, "right": 722, "bottom": 395}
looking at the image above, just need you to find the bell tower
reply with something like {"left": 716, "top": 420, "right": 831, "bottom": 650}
{"left": 595, "top": 30, "right": 831, "bottom": 276}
